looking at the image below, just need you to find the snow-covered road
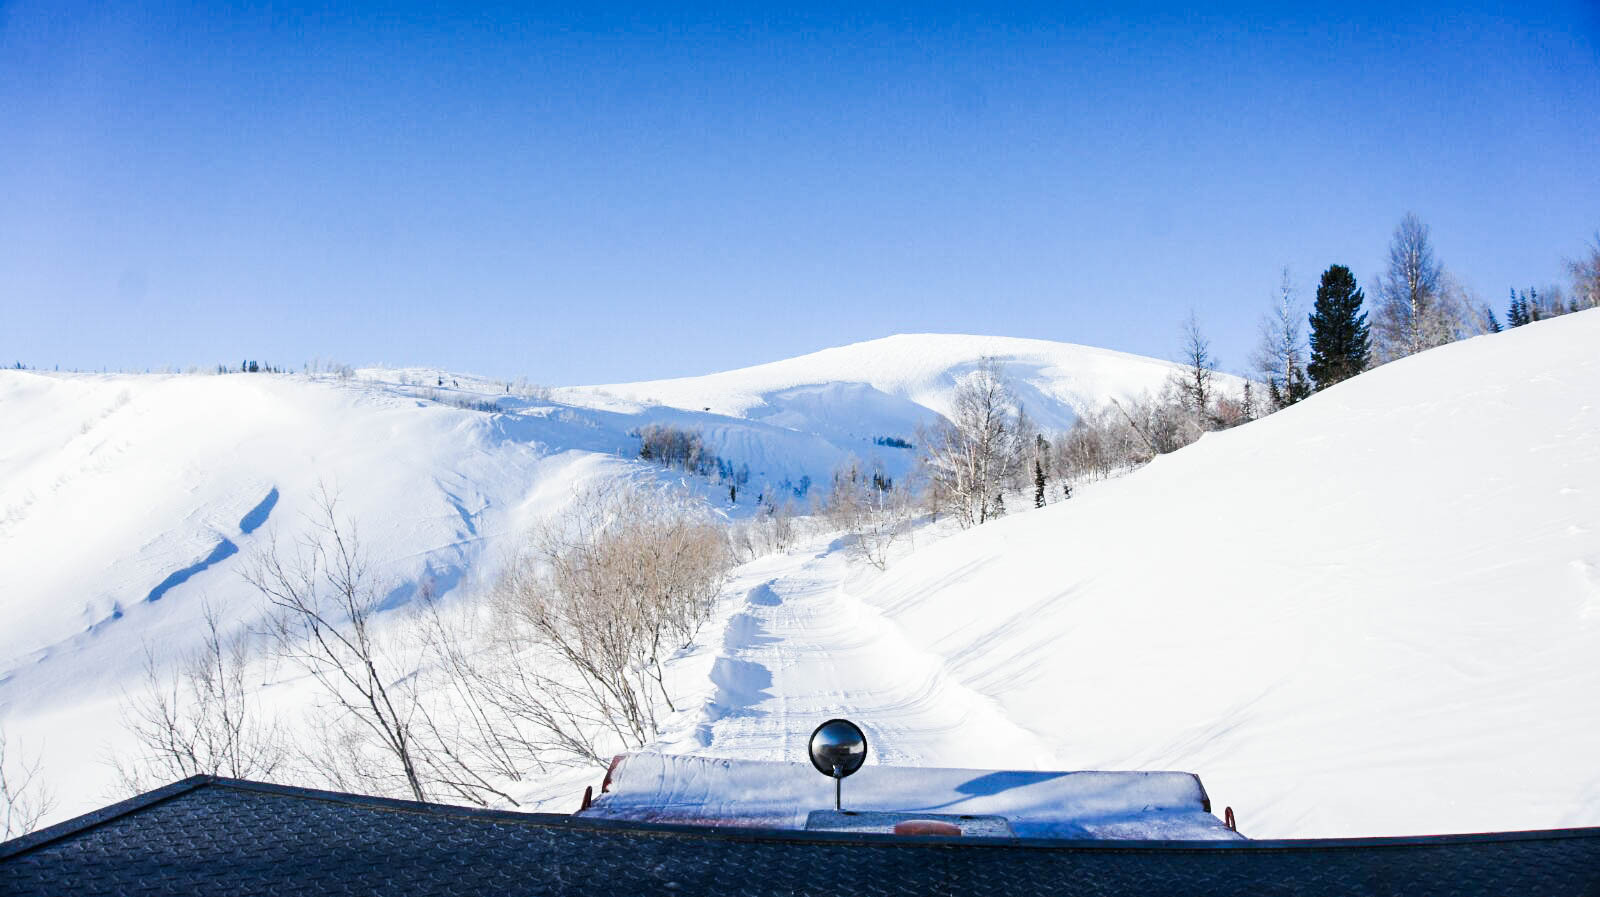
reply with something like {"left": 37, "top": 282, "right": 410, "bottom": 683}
{"left": 675, "top": 533, "right": 1062, "bottom": 774}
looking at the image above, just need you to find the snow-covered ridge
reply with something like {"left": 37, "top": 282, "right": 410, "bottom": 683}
{"left": 565, "top": 332, "right": 1247, "bottom": 436}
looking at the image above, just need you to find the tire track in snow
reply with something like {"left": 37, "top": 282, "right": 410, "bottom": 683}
{"left": 683, "top": 536, "right": 1062, "bottom": 771}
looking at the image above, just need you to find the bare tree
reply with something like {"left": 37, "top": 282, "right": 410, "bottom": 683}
{"left": 112, "top": 605, "right": 286, "bottom": 795}
{"left": 416, "top": 597, "right": 611, "bottom": 773}
{"left": 1567, "top": 234, "right": 1600, "bottom": 311}
{"left": 246, "top": 489, "right": 430, "bottom": 803}
{"left": 1174, "top": 311, "right": 1218, "bottom": 425}
{"left": 1372, "top": 213, "right": 1469, "bottom": 361}
{"left": 920, "top": 359, "right": 1027, "bottom": 527}
{"left": 1252, "top": 270, "right": 1309, "bottom": 411}
{"left": 1, "top": 728, "right": 55, "bottom": 839}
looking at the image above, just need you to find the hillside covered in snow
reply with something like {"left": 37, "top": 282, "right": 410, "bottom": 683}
{"left": 662, "top": 309, "right": 1600, "bottom": 838}
{"left": 2, "top": 313, "right": 1596, "bottom": 839}
{"left": 0, "top": 333, "right": 1220, "bottom": 823}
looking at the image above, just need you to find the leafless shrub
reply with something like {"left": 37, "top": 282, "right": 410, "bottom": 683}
{"left": 731, "top": 495, "right": 798, "bottom": 560}
{"left": 637, "top": 423, "right": 718, "bottom": 475}
{"left": 1, "top": 728, "right": 56, "bottom": 839}
{"left": 1052, "top": 386, "right": 1206, "bottom": 485}
{"left": 821, "top": 458, "right": 914, "bottom": 569}
{"left": 493, "top": 483, "right": 734, "bottom": 757}
{"left": 510, "top": 378, "right": 552, "bottom": 401}
{"left": 111, "top": 606, "right": 286, "bottom": 795}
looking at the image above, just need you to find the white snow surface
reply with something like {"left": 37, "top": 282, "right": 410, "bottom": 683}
{"left": 0, "top": 334, "right": 1206, "bottom": 825}
{"left": 583, "top": 752, "right": 1238, "bottom": 840}
{"left": 4, "top": 316, "right": 1600, "bottom": 840}
{"left": 644, "top": 312, "right": 1600, "bottom": 839}
{"left": 565, "top": 332, "right": 1244, "bottom": 438}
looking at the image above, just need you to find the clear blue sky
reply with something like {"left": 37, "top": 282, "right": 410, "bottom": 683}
{"left": 3, "top": 2, "right": 1597, "bottom": 382}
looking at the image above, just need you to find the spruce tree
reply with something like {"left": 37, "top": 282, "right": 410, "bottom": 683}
{"left": 1506, "top": 289, "right": 1527, "bottom": 327}
{"left": 1485, "top": 306, "right": 1501, "bottom": 333}
{"left": 1033, "top": 459, "right": 1046, "bottom": 509}
{"left": 1307, "top": 264, "right": 1371, "bottom": 391}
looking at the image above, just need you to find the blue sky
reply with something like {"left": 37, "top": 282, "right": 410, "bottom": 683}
{"left": 3, "top": 2, "right": 1597, "bottom": 383}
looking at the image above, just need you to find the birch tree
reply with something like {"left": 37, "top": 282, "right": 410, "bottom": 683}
{"left": 1568, "top": 234, "right": 1600, "bottom": 311}
{"left": 1372, "top": 213, "right": 1467, "bottom": 361}
{"left": 1252, "top": 269, "right": 1310, "bottom": 410}
{"left": 921, "top": 359, "right": 1027, "bottom": 527}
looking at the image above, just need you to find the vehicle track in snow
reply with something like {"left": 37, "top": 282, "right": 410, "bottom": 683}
{"left": 684, "top": 534, "right": 1062, "bottom": 771}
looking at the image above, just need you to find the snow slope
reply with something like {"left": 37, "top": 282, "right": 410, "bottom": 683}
{"left": 0, "top": 334, "right": 1208, "bottom": 822}
{"left": 13, "top": 313, "right": 1590, "bottom": 840}
{"left": 566, "top": 333, "right": 1247, "bottom": 445}
{"left": 663, "top": 310, "right": 1600, "bottom": 838}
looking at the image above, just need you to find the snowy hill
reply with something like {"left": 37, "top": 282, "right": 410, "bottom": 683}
{"left": 567, "top": 332, "right": 1224, "bottom": 438}
{"left": 0, "top": 333, "right": 1211, "bottom": 821}
{"left": 665, "top": 310, "right": 1600, "bottom": 838}
{"left": 10, "top": 314, "right": 1593, "bottom": 840}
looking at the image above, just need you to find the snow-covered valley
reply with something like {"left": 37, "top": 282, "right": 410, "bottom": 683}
{"left": 3, "top": 317, "right": 1598, "bottom": 839}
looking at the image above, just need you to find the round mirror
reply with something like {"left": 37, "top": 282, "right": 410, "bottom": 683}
{"left": 809, "top": 718, "right": 867, "bottom": 779}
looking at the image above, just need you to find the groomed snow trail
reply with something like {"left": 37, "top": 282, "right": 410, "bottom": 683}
{"left": 676, "top": 533, "right": 1062, "bottom": 773}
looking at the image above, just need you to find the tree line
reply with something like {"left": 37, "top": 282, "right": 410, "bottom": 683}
{"left": 1258, "top": 215, "right": 1598, "bottom": 409}
{"left": 902, "top": 215, "right": 1600, "bottom": 534}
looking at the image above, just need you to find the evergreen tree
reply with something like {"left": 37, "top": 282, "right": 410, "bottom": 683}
{"left": 1485, "top": 306, "right": 1501, "bottom": 333}
{"left": 1287, "top": 364, "right": 1311, "bottom": 404}
{"left": 1033, "top": 459, "right": 1046, "bottom": 509}
{"left": 1307, "top": 264, "right": 1371, "bottom": 391}
{"left": 1506, "top": 289, "right": 1529, "bottom": 327}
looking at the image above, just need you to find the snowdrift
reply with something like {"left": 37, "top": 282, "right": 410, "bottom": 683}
{"left": 848, "top": 310, "right": 1600, "bottom": 837}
